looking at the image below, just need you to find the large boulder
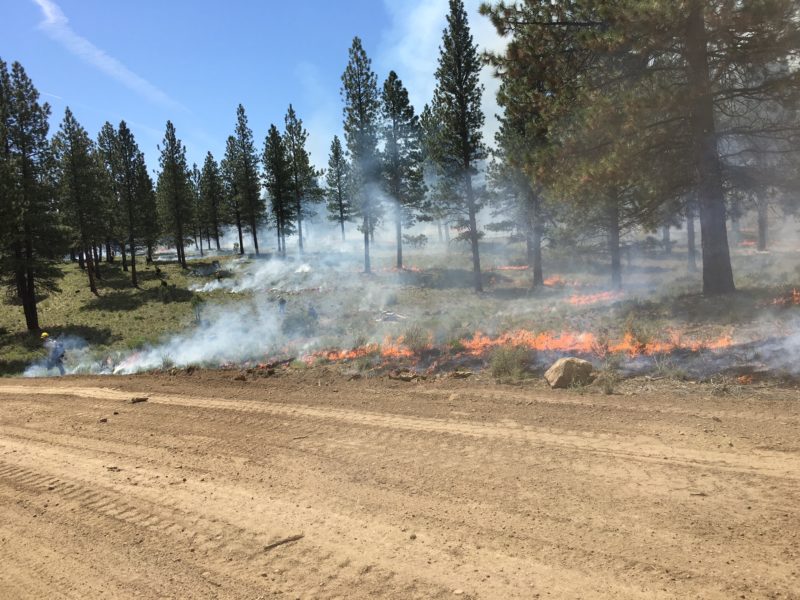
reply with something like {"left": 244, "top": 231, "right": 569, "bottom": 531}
{"left": 544, "top": 357, "right": 594, "bottom": 389}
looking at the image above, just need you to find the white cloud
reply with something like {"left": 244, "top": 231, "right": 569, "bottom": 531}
{"left": 295, "top": 61, "right": 343, "bottom": 170}
{"left": 378, "top": 0, "right": 506, "bottom": 147}
{"left": 31, "top": 0, "right": 185, "bottom": 112}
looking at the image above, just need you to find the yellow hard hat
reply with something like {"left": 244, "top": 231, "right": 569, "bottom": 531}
{"left": 40, "top": 332, "right": 49, "bottom": 339}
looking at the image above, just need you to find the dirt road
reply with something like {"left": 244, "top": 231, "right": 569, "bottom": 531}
{"left": 0, "top": 371, "right": 797, "bottom": 599}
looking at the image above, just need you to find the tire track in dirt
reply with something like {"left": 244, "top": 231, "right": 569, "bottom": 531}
{"left": 1, "top": 380, "right": 798, "bottom": 598}
{"left": 0, "top": 454, "right": 461, "bottom": 599}
{"left": 1, "top": 384, "right": 795, "bottom": 480}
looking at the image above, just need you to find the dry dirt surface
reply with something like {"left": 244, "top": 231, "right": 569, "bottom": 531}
{"left": 0, "top": 371, "right": 798, "bottom": 599}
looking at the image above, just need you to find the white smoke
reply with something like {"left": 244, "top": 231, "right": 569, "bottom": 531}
{"left": 112, "top": 301, "right": 285, "bottom": 374}
{"left": 23, "top": 335, "right": 90, "bottom": 377}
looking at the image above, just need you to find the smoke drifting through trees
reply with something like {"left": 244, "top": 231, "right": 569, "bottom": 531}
{"left": 1, "top": 0, "right": 800, "bottom": 332}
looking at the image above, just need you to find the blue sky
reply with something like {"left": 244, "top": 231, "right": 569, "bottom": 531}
{"left": 3, "top": 0, "right": 501, "bottom": 171}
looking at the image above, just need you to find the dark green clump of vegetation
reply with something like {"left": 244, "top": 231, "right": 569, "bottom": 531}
{"left": 490, "top": 345, "right": 531, "bottom": 382}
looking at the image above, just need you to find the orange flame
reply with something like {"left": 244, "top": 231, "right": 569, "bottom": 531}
{"left": 544, "top": 275, "right": 566, "bottom": 286}
{"left": 567, "top": 291, "right": 625, "bottom": 306}
{"left": 493, "top": 265, "right": 529, "bottom": 271}
{"left": 461, "top": 329, "right": 733, "bottom": 358}
{"left": 771, "top": 289, "right": 800, "bottom": 306}
{"left": 304, "top": 328, "right": 735, "bottom": 366}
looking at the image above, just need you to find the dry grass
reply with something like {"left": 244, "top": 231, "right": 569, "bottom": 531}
{"left": 0, "top": 258, "right": 237, "bottom": 376}
{"left": 490, "top": 345, "right": 532, "bottom": 382}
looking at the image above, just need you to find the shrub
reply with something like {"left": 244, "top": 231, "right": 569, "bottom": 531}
{"left": 490, "top": 345, "right": 531, "bottom": 381}
{"left": 402, "top": 325, "right": 431, "bottom": 354}
{"left": 594, "top": 369, "right": 620, "bottom": 395}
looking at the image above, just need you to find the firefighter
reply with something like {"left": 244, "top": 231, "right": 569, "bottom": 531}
{"left": 41, "top": 332, "right": 66, "bottom": 376}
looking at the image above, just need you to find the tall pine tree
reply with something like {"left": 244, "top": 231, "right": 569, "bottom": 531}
{"left": 431, "top": 0, "right": 486, "bottom": 292}
{"left": 341, "top": 37, "right": 381, "bottom": 274}
{"left": 381, "top": 71, "right": 426, "bottom": 269}
{"left": 221, "top": 135, "right": 245, "bottom": 254}
{"left": 97, "top": 121, "right": 146, "bottom": 285}
{"left": 52, "top": 107, "right": 105, "bottom": 294}
{"left": 199, "top": 152, "right": 223, "bottom": 251}
{"left": 325, "top": 135, "right": 352, "bottom": 242}
{"left": 284, "top": 105, "right": 321, "bottom": 253}
{"left": 231, "top": 105, "right": 265, "bottom": 255}
{"left": 262, "top": 124, "right": 296, "bottom": 257}
{"left": 156, "top": 121, "right": 193, "bottom": 268}
{"left": 0, "top": 60, "right": 65, "bottom": 330}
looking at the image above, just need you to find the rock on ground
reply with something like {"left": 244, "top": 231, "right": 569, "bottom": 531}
{"left": 544, "top": 357, "right": 593, "bottom": 389}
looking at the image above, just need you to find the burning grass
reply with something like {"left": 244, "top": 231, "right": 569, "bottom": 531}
{"left": 4, "top": 240, "right": 800, "bottom": 381}
{"left": 567, "top": 291, "right": 625, "bottom": 306}
{"left": 769, "top": 289, "right": 800, "bottom": 306}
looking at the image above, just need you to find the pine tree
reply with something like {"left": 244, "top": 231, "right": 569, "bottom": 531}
{"left": 419, "top": 103, "right": 451, "bottom": 243}
{"left": 97, "top": 121, "right": 146, "bottom": 285}
{"left": 221, "top": 135, "right": 245, "bottom": 254}
{"left": 199, "top": 152, "right": 223, "bottom": 251}
{"left": 231, "top": 105, "right": 265, "bottom": 255}
{"left": 262, "top": 124, "right": 296, "bottom": 257}
{"left": 0, "top": 60, "right": 65, "bottom": 330}
{"left": 381, "top": 71, "right": 427, "bottom": 269}
{"left": 284, "top": 105, "right": 321, "bottom": 253}
{"left": 341, "top": 36, "right": 381, "bottom": 273}
{"left": 482, "top": 0, "right": 800, "bottom": 295}
{"left": 190, "top": 163, "right": 204, "bottom": 256}
{"left": 156, "top": 120, "right": 193, "bottom": 268}
{"left": 135, "top": 153, "right": 158, "bottom": 262}
{"left": 52, "top": 107, "right": 105, "bottom": 294}
{"left": 431, "top": 0, "right": 486, "bottom": 292}
{"left": 324, "top": 135, "right": 352, "bottom": 242}
{"left": 488, "top": 72, "right": 550, "bottom": 288}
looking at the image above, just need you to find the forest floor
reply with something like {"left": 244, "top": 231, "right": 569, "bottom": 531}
{"left": 0, "top": 370, "right": 798, "bottom": 599}
{"left": 2, "top": 238, "right": 799, "bottom": 377}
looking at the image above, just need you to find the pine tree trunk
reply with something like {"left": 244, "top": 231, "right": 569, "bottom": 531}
{"left": 23, "top": 237, "right": 40, "bottom": 331}
{"left": 757, "top": 200, "right": 768, "bottom": 251}
{"left": 106, "top": 239, "right": 114, "bottom": 263}
{"left": 250, "top": 217, "right": 259, "bottom": 256}
{"left": 235, "top": 212, "right": 244, "bottom": 255}
{"left": 129, "top": 236, "right": 138, "bottom": 287}
{"left": 528, "top": 189, "right": 544, "bottom": 287}
{"left": 437, "top": 221, "right": 443, "bottom": 243}
{"left": 395, "top": 207, "right": 403, "bottom": 270}
{"left": 687, "top": 203, "right": 698, "bottom": 272}
{"left": 121, "top": 243, "right": 128, "bottom": 271}
{"left": 465, "top": 176, "right": 483, "bottom": 293}
{"left": 14, "top": 242, "right": 38, "bottom": 331}
{"left": 213, "top": 215, "right": 221, "bottom": 251}
{"left": 686, "top": 0, "right": 735, "bottom": 295}
{"left": 92, "top": 245, "right": 102, "bottom": 280}
{"left": 363, "top": 215, "right": 371, "bottom": 274}
{"left": 444, "top": 221, "right": 451, "bottom": 243}
{"left": 176, "top": 220, "right": 187, "bottom": 268}
{"left": 662, "top": 225, "right": 671, "bottom": 255}
{"left": 84, "top": 242, "right": 98, "bottom": 295}
{"left": 296, "top": 196, "right": 304, "bottom": 253}
{"left": 70, "top": 248, "right": 77, "bottom": 262}
{"left": 78, "top": 250, "right": 85, "bottom": 270}
{"left": 609, "top": 204, "right": 622, "bottom": 290}
{"left": 730, "top": 212, "right": 741, "bottom": 246}
{"left": 339, "top": 200, "right": 346, "bottom": 242}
